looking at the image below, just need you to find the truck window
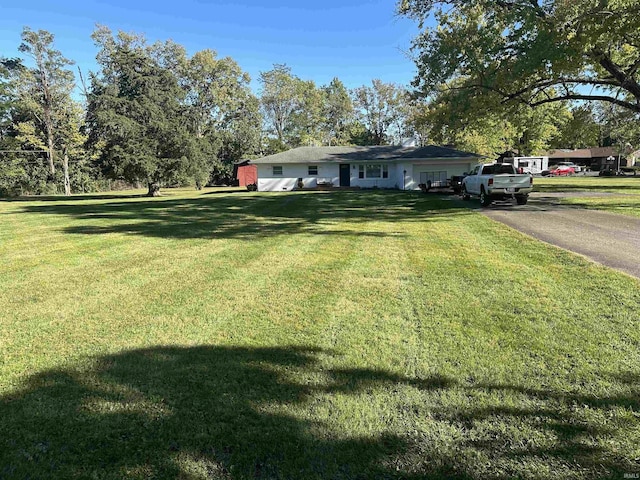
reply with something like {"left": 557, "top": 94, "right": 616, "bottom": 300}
{"left": 495, "top": 164, "right": 516, "bottom": 174}
{"left": 481, "top": 165, "right": 495, "bottom": 174}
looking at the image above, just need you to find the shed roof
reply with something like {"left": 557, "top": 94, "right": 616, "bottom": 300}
{"left": 250, "top": 145, "right": 483, "bottom": 164}
{"left": 544, "top": 147, "right": 618, "bottom": 159}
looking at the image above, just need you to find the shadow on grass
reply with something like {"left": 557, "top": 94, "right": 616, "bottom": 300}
{"left": 0, "top": 345, "right": 457, "bottom": 479}
{"left": 1, "top": 345, "right": 637, "bottom": 478}
{"left": 18, "top": 190, "right": 473, "bottom": 240}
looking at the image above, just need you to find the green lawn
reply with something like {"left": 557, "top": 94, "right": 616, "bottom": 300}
{"left": 1, "top": 189, "right": 639, "bottom": 479}
{"left": 535, "top": 177, "right": 640, "bottom": 217}
{"left": 534, "top": 175, "right": 640, "bottom": 194}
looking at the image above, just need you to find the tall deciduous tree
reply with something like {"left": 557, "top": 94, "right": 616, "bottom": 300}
{"left": 217, "top": 94, "right": 261, "bottom": 166}
{"left": 321, "top": 78, "right": 353, "bottom": 145}
{"left": 287, "top": 79, "right": 324, "bottom": 146}
{"left": 399, "top": 0, "right": 640, "bottom": 113}
{"left": 16, "top": 27, "right": 77, "bottom": 193}
{"left": 352, "top": 80, "right": 406, "bottom": 145}
{"left": 259, "top": 64, "right": 300, "bottom": 144}
{"left": 181, "top": 49, "right": 259, "bottom": 187}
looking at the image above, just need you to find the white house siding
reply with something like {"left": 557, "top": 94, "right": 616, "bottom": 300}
{"left": 256, "top": 159, "right": 477, "bottom": 191}
{"left": 349, "top": 163, "right": 398, "bottom": 189}
{"left": 257, "top": 164, "right": 339, "bottom": 192}
{"left": 395, "top": 162, "right": 412, "bottom": 190}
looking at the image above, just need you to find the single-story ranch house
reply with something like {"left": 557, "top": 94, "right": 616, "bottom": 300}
{"left": 250, "top": 145, "right": 484, "bottom": 192}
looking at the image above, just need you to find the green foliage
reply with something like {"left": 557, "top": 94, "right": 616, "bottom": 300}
{"left": 550, "top": 105, "right": 602, "bottom": 150}
{"left": 259, "top": 64, "right": 301, "bottom": 144}
{"left": 352, "top": 79, "right": 407, "bottom": 145}
{"left": 287, "top": 79, "right": 324, "bottom": 146}
{"left": 260, "top": 66, "right": 362, "bottom": 148}
{"left": 596, "top": 103, "right": 640, "bottom": 154}
{"left": 417, "top": 80, "right": 572, "bottom": 156}
{"left": 86, "top": 30, "right": 261, "bottom": 192}
{"left": 1, "top": 46, "right": 87, "bottom": 196}
{"left": 399, "top": 1, "right": 640, "bottom": 114}
{"left": 218, "top": 94, "right": 262, "bottom": 165}
{"left": 321, "top": 77, "right": 353, "bottom": 145}
{"left": 87, "top": 27, "right": 191, "bottom": 194}
{"left": 262, "top": 136, "right": 289, "bottom": 155}
{"left": 177, "top": 48, "right": 261, "bottom": 187}
{"left": 344, "top": 120, "right": 377, "bottom": 146}
{"left": 14, "top": 27, "right": 81, "bottom": 194}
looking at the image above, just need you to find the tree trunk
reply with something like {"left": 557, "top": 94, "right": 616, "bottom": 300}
{"left": 63, "top": 150, "right": 71, "bottom": 196}
{"left": 147, "top": 182, "right": 161, "bottom": 197}
{"left": 45, "top": 134, "right": 56, "bottom": 186}
{"left": 45, "top": 107, "right": 56, "bottom": 177}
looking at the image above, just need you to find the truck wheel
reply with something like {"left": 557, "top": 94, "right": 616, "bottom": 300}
{"left": 516, "top": 195, "right": 528, "bottom": 205}
{"left": 461, "top": 185, "right": 470, "bottom": 201}
{"left": 480, "top": 188, "right": 492, "bottom": 207}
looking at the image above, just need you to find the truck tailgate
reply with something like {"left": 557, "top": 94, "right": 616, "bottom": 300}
{"left": 492, "top": 175, "right": 531, "bottom": 189}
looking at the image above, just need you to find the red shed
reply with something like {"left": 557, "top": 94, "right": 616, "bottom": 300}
{"left": 234, "top": 160, "right": 257, "bottom": 187}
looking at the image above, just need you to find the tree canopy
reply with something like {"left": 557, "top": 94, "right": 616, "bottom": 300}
{"left": 399, "top": 0, "right": 640, "bottom": 113}
{"left": 87, "top": 28, "right": 191, "bottom": 196}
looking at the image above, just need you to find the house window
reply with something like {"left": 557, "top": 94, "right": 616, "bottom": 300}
{"left": 366, "top": 164, "right": 381, "bottom": 178}
{"left": 358, "top": 164, "right": 389, "bottom": 179}
{"left": 308, "top": 165, "right": 318, "bottom": 175}
{"left": 273, "top": 166, "right": 283, "bottom": 176}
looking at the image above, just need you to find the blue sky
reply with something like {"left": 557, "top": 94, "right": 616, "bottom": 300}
{"left": 0, "top": 0, "right": 422, "bottom": 95}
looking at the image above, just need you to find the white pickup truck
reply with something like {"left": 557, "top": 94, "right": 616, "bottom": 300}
{"left": 461, "top": 163, "right": 533, "bottom": 206}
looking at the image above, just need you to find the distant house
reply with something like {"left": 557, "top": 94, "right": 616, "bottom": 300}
{"left": 233, "top": 160, "right": 257, "bottom": 187}
{"left": 250, "top": 145, "right": 483, "bottom": 192}
{"left": 544, "top": 147, "right": 630, "bottom": 170}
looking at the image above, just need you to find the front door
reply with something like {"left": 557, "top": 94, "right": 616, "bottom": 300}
{"left": 339, "top": 164, "right": 350, "bottom": 187}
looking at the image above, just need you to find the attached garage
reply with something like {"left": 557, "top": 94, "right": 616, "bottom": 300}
{"left": 412, "top": 162, "right": 473, "bottom": 188}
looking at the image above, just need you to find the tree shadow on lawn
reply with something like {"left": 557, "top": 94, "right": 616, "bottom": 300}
{"left": 18, "top": 191, "right": 473, "bottom": 241}
{"left": 1, "top": 345, "right": 637, "bottom": 479}
{"left": 0, "top": 345, "right": 456, "bottom": 479}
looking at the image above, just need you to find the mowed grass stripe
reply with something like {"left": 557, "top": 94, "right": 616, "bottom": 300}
{"left": 1, "top": 190, "right": 639, "bottom": 479}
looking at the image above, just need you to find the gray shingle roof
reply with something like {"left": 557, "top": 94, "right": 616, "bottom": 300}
{"left": 250, "top": 145, "right": 483, "bottom": 164}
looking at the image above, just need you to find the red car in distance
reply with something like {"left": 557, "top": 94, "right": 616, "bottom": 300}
{"left": 549, "top": 165, "right": 575, "bottom": 176}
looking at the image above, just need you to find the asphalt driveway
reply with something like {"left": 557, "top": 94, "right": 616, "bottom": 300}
{"left": 480, "top": 193, "right": 640, "bottom": 278}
